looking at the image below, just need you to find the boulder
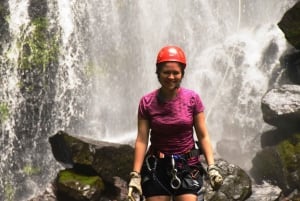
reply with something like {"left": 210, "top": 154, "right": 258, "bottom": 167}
{"left": 278, "top": 2, "right": 300, "bottom": 49}
{"left": 250, "top": 132, "right": 300, "bottom": 194}
{"left": 261, "top": 84, "right": 300, "bottom": 130}
{"left": 49, "top": 131, "right": 134, "bottom": 182}
{"left": 204, "top": 159, "right": 252, "bottom": 201}
{"left": 49, "top": 131, "right": 134, "bottom": 200}
{"left": 56, "top": 169, "right": 104, "bottom": 201}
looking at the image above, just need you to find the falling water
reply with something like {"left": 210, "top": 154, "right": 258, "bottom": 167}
{"left": 0, "top": 0, "right": 298, "bottom": 200}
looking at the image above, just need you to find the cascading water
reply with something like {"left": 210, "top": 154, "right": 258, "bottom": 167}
{"left": 0, "top": 0, "right": 298, "bottom": 200}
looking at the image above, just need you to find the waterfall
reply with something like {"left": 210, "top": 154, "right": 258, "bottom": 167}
{"left": 0, "top": 0, "right": 298, "bottom": 200}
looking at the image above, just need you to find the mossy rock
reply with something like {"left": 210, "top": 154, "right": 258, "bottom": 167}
{"left": 49, "top": 131, "right": 134, "bottom": 182}
{"left": 251, "top": 133, "right": 300, "bottom": 193}
{"left": 56, "top": 169, "right": 104, "bottom": 201}
{"left": 92, "top": 145, "right": 134, "bottom": 183}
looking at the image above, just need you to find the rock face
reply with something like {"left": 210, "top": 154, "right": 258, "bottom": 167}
{"left": 258, "top": 83, "right": 300, "bottom": 198}
{"left": 250, "top": 3, "right": 300, "bottom": 199}
{"left": 278, "top": 1, "right": 300, "bottom": 49}
{"left": 44, "top": 131, "right": 252, "bottom": 201}
{"left": 281, "top": 51, "right": 300, "bottom": 84}
{"left": 251, "top": 132, "right": 300, "bottom": 195}
{"left": 261, "top": 84, "right": 300, "bottom": 130}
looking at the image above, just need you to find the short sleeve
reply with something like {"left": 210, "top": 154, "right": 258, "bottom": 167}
{"left": 138, "top": 97, "right": 150, "bottom": 119}
{"left": 193, "top": 93, "right": 205, "bottom": 115}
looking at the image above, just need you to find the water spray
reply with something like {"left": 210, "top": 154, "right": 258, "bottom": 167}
{"left": 206, "top": 0, "right": 243, "bottom": 121}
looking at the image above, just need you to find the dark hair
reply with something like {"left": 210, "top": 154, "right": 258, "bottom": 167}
{"left": 156, "top": 62, "right": 185, "bottom": 78}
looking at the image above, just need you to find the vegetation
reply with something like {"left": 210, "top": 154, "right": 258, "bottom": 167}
{"left": 22, "top": 164, "right": 40, "bottom": 176}
{"left": 4, "top": 182, "right": 15, "bottom": 201}
{"left": 18, "top": 17, "right": 59, "bottom": 71}
{"left": 0, "top": 102, "right": 9, "bottom": 123}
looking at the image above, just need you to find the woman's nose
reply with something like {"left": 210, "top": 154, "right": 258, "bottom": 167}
{"left": 168, "top": 73, "right": 175, "bottom": 79}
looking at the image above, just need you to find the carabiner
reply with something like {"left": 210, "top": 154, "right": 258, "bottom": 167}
{"left": 170, "top": 155, "right": 181, "bottom": 189}
{"left": 170, "top": 168, "right": 181, "bottom": 189}
{"left": 146, "top": 155, "right": 157, "bottom": 172}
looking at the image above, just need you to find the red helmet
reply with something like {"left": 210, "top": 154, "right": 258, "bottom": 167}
{"left": 156, "top": 45, "right": 186, "bottom": 67}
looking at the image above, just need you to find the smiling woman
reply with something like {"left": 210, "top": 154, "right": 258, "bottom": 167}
{"left": 128, "top": 46, "right": 223, "bottom": 201}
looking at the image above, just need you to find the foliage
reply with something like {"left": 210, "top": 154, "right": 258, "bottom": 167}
{"left": 277, "top": 135, "right": 300, "bottom": 172}
{"left": 4, "top": 182, "right": 15, "bottom": 201}
{"left": 18, "top": 17, "right": 59, "bottom": 71}
{"left": 0, "top": 102, "right": 9, "bottom": 122}
{"left": 22, "top": 164, "right": 40, "bottom": 176}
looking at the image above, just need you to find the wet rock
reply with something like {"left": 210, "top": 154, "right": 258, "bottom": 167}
{"left": 250, "top": 132, "right": 300, "bottom": 195}
{"left": 28, "top": 183, "right": 57, "bottom": 201}
{"left": 28, "top": 0, "right": 48, "bottom": 19}
{"left": 204, "top": 159, "right": 252, "bottom": 201}
{"left": 281, "top": 51, "right": 300, "bottom": 84}
{"left": 261, "top": 84, "right": 300, "bottom": 130}
{"left": 49, "top": 131, "right": 134, "bottom": 182}
{"left": 56, "top": 169, "right": 104, "bottom": 201}
{"left": 260, "top": 128, "right": 294, "bottom": 148}
{"left": 278, "top": 2, "right": 300, "bottom": 49}
{"left": 247, "top": 182, "right": 282, "bottom": 201}
{"left": 49, "top": 131, "right": 133, "bottom": 200}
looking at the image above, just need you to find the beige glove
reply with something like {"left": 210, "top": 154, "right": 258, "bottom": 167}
{"left": 207, "top": 164, "right": 223, "bottom": 190}
{"left": 128, "top": 171, "right": 142, "bottom": 201}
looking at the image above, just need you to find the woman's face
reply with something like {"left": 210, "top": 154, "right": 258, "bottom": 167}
{"left": 158, "top": 62, "right": 183, "bottom": 91}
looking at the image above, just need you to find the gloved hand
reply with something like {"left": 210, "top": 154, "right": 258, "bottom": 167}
{"left": 128, "top": 171, "right": 142, "bottom": 201}
{"left": 207, "top": 164, "right": 223, "bottom": 190}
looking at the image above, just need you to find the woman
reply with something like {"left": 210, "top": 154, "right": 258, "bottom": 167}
{"left": 128, "top": 46, "right": 223, "bottom": 201}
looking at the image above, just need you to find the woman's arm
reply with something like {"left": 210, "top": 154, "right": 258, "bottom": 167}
{"left": 194, "top": 112, "right": 214, "bottom": 166}
{"left": 132, "top": 118, "right": 150, "bottom": 173}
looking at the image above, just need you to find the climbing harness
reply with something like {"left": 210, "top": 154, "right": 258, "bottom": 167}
{"left": 144, "top": 146, "right": 205, "bottom": 196}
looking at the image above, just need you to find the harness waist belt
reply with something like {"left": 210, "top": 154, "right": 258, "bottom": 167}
{"left": 150, "top": 149, "right": 201, "bottom": 160}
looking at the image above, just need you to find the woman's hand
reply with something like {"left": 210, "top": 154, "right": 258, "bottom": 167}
{"left": 207, "top": 164, "right": 223, "bottom": 190}
{"left": 128, "top": 171, "right": 142, "bottom": 200}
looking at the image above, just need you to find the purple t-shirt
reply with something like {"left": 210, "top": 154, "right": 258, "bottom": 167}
{"left": 138, "top": 87, "right": 205, "bottom": 155}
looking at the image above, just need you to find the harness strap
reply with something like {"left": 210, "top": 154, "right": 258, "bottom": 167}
{"left": 149, "top": 148, "right": 201, "bottom": 160}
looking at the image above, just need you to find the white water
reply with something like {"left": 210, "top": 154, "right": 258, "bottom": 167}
{"left": 0, "top": 0, "right": 298, "bottom": 200}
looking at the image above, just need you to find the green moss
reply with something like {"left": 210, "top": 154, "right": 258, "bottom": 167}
{"left": 18, "top": 17, "right": 59, "bottom": 71}
{"left": 58, "top": 169, "right": 104, "bottom": 189}
{"left": 22, "top": 164, "right": 40, "bottom": 176}
{"left": 63, "top": 134, "right": 94, "bottom": 165}
{"left": 4, "top": 182, "right": 15, "bottom": 201}
{"left": 0, "top": 102, "right": 9, "bottom": 122}
{"left": 277, "top": 133, "right": 300, "bottom": 172}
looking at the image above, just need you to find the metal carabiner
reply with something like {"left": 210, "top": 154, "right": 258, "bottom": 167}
{"left": 170, "top": 155, "right": 181, "bottom": 189}
{"left": 146, "top": 155, "right": 157, "bottom": 172}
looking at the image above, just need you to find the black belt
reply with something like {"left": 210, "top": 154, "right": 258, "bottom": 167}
{"left": 149, "top": 148, "right": 202, "bottom": 160}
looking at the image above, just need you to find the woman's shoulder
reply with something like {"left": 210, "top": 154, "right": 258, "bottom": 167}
{"left": 140, "top": 89, "right": 159, "bottom": 103}
{"left": 180, "top": 87, "right": 199, "bottom": 97}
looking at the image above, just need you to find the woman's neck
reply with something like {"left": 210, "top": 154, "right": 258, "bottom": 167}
{"left": 159, "top": 87, "right": 180, "bottom": 101}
